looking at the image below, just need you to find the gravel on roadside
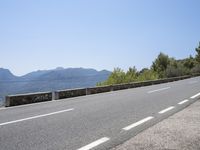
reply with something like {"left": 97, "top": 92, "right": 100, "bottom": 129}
{"left": 112, "top": 100, "right": 200, "bottom": 150}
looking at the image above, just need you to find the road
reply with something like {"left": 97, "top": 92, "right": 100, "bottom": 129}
{"left": 0, "top": 77, "right": 200, "bottom": 150}
{"left": 112, "top": 98, "right": 200, "bottom": 150}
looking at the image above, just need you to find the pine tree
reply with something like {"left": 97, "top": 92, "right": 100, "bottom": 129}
{"left": 196, "top": 42, "right": 200, "bottom": 63}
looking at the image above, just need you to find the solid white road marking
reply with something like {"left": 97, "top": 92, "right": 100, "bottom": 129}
{"left": 147, "top": 87, "right": 171, "bottom": 94}
{"left": 190, "top": 93, "right": 200, "bottom": 99}
{"left": 0, "top": 108, "right": 74, "bottom": 126}
{"left": 158, "top": 106, "right": 174, "bottom": 114}
{"left": 123, "top": 116, "right": 154, "bottom": 131}
{"left": 178, "top": 99, "right": 189, "bottom": 105}
{"left": 77, "top": 137, "right": 110, "bottom": 150}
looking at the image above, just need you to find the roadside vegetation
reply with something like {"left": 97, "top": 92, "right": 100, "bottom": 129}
{"left": 97, "top": 42, "right": 200, "bottom": 86}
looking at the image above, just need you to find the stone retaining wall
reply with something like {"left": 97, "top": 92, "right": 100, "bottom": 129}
{"left": 5, "top": 92, "right": 52, "bottom": 107}
{"left": 5, "top": 74, "right": 199, "bottom": 107}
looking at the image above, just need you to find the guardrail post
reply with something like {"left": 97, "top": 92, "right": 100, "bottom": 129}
{"left": 52, "top": 91, "right": 59, "bottom": 100}
{"left": 5, "top": 96, "right": 10, "bottom": 107}
{"left": 110, "top": 85, "right": 113, "bottom": 91}
{"left": 86, "top": 88, "right": 90, "bottom": 95}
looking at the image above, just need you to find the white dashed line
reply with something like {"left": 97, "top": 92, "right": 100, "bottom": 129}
{"left": 178, "top": 99, "right": 189, "bottom": 105}
{"left": 190, "top": 93, "right": 200, "bottom": 99}
{"left": 147, "top": 87, "right": 171, "bottom": 94}
{"left": 158, "top": 106, "right": 174, "bottom": 114}
{"left": 123, "top": 116, "right": 154, "bottom": 131}
{"left": 77, "top": 137, "right": 110, "bottom": 150}
{"left": 0, "top": 108, "right": 74, "bottom": 126}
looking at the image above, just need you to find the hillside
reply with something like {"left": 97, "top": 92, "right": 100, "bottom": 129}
{"left": 0, "top": 68, "right": 111, "bottom": 103}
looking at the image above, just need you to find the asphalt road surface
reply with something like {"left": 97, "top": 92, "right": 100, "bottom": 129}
{"left": 0, "top": 77, "right": 200, "bottom": 150}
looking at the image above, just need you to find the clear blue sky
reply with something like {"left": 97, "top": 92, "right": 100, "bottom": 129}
{"left": 0, "top": 0, "right": 199, "bottom": 76}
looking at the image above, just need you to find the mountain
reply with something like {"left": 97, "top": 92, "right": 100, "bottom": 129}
{"left": 0, "top": 68, "right": 111, "bottom": 104}
{"left": 0, "top": 68, "right": 18, "bottom": 81}
{"left": 21, "top": 70, "right": 51, "bottom": 80}
{"left": 0, "top": 68, "right": 18, "bottom": 105}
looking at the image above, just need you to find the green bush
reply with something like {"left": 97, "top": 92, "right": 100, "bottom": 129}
{"left": 97, "top": 42, "right": 200, "bottom": 86}
{"left": 165, "top": 65, "right": 189, "bottom": 78}
{"left": 191, "top": 64, "right": 200, "bottom": 74}
{"left": 137, "top": 70, "right": 158, "bottom": 81}
{"left": 125, "top": 67, "right": 138, "bottom": 83}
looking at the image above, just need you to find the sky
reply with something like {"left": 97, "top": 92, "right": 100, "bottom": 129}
{"left": 0, "top": 0, "right": 199, "bottom": 76}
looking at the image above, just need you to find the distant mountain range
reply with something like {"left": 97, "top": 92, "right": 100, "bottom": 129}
{"left": 0, "top": 67, "right": 111, "bottom": 104}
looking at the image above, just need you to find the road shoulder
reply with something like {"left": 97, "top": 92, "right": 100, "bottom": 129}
{"left": 112, "top": 99, "right": 200, "bottom": 150}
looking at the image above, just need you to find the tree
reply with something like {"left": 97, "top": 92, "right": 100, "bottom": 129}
{"left": 106, "top": 68, "right": 126, "bottom": 85}
{"left": 183, "top": 55, "right": 195, "bottom": 69}
{"left": 151, "top": 53, "right": 170, "bottom": 78}
{"left": 139, "top": 68, "right": 149, "bottom": 74}
{"left": 137, "top": 69, "right": 158, "bottom": 81}
{"left": 195, "top": 42, "right": 200, "bottom": 63}
{"left": 169, "top": 57, "right": 178, "bottom": 68}
{"left": 125, "top": 67, "right": 138, "bottom": 83}
{"left": 191, "top": 64, "right": 200, "bottom": 74}
{"left": 166, "top": 64, "right": 189, "bottom": 78}
{"left": 97, "top": 42, "right": 200, "bottom": 86}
